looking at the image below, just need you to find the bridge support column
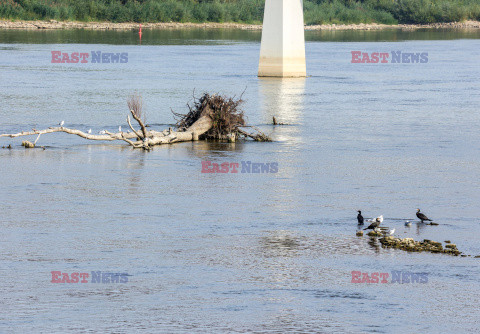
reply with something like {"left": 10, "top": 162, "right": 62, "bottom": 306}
{"left": 258, "top": 0, "right": 306, "bottom": 78}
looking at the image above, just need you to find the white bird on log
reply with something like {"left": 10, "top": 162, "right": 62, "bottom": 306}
{"left": 99, "top": 130, "right": 106, "bottom": 135}
{"left": 366, "top": 215, "right": 383, "bottom": 224}
{"left": 87, "top": 129, "right": 91, "bottom": 134}
{"left": 59, "top": 121, "right": 64, "bottom": 127}
{"left": 118, "top": 126, "right": 122, "bottom": 132}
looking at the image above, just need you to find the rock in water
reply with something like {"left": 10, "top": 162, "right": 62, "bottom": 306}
{"left": 367, "top": 230, "right": 382, "bottom": 237}
{"left": 379, "top": 236, "right": 461, "bottom": 256}
{"left": 21, "top": 141, "right": 35, "bottom": 148}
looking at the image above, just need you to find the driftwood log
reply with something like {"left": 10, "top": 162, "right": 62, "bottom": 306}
{"left": 0, "top": 93, "right": 270, "bottom": 150}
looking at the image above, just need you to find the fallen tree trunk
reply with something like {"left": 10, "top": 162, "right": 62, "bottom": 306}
{"left": 0, "top": 93, "right": 270, "bottom": 150}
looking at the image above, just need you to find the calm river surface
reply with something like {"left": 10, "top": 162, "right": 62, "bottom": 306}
{"left": 1, "top": 28, "right": 480, "bottom": 333}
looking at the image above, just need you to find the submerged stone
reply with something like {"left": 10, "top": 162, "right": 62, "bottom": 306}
{"left": 21, "top": 140, "right": 35, "bottom": 148}
{"left": 379, "top": 236, "right": 460, "bottom": 256}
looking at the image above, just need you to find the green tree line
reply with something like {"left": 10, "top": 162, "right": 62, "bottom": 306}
{"left": 1, "top": 0, "right": 479, "bottom": 24}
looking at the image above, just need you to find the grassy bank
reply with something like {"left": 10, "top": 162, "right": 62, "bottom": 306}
{"left": 1, "top": 0, "right": 480, "bottom": 25}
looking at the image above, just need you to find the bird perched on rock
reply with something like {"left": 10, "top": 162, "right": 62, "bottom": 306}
{"left": 364, "top": 216, "right": 381, "bottom": 230}
{"left": 416, "top": 209, "right": 432, "bottom": 222}
{"left": 404, "top": 221, "right": 412, "bottom": 227}
{"left": 357, "top": 210, "right": 364, "bottom": 225}
{"left": 388, "top": 228, "right": 395, "bottom": 235}
{"left": 376, "top": 215, "right": 384, "bottom": 224}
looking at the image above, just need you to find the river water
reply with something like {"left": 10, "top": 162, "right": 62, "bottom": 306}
{"left": 1, "top": 28, "right": 480, "bottom": 333}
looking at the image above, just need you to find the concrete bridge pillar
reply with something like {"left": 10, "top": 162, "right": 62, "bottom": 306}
{"left": 258, "top": 0, "right": 306, "bottom": 77}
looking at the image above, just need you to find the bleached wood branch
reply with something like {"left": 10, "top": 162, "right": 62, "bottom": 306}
{"left": 130, "top": 109, "right": 148, "bottom": 139}
{"left": 0, "top": 127, "right": 129, "bottom": 141}
{"left": 127, "top": 115, "right": 144, "bottom": 140}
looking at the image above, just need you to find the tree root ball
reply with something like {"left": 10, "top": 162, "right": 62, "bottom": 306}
{"left": 174, "top": 93, "right": 245, "bottom": 140}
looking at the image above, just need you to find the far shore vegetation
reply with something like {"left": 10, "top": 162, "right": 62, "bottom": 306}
{"left": 1, "top": 0, "right": 480, "bottom": 25}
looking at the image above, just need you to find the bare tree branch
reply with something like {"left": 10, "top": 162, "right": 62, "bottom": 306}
{"left": 127, "top": 115, "right": 144, "bottom": 140}
{"left": 127, "top": 94, "right": 147, "bottom": 139}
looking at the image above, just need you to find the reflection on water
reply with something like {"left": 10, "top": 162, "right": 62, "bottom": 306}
{"left": 184, "top": 140, "right": 245, "bottom": 161}
{"left": 0, "top": 28, "right": 262, "bottom": 45}
{"left": 258, "top": 77, "right": 305, "bottom": 127}
{"left": 367, "top": 235, "right": 381, "bottom": 253}
{"left": 126, "top": 149, "right": 146, "bottom": 191}
{"left": 305, "top": 28, "right": 480, "bottom": 42}
{"left": 257, "top": 78, "right": 306, "bottom": 218}
{"left": 1, "top": 28, "right": 479, "bottom": 45}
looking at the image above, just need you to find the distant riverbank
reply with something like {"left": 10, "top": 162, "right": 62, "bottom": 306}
{"left": 1, "top": 20, "right": 480, "bottom": 31}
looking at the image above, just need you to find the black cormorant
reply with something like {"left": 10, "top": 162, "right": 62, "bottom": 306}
{"left": 416, "top": 209, "right": 432, "bottom": 222}
{"left": 364, "top": 217, "right": 381, "bottom": 230}
{"left": 357, "top": 210, "right": 364, "bottom": 225}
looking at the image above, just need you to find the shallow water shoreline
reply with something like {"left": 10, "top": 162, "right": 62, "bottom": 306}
{"left": 1, "top": 19, "right": 480, "bottom": 31}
